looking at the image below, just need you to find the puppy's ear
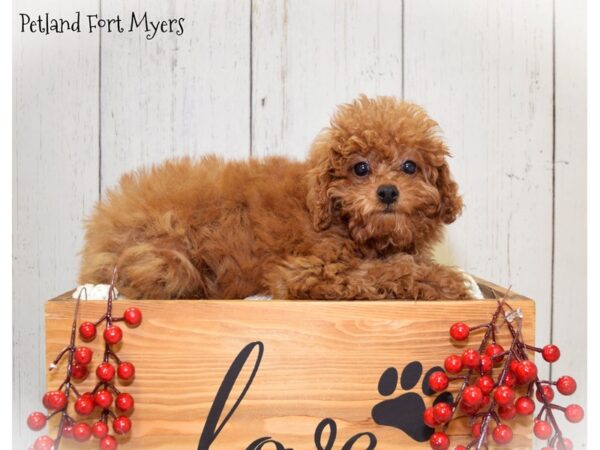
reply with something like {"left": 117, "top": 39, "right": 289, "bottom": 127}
{"left": 437, "top": 161, "right": 463, "bottom": 224}
{"left": 306, "top": 138, "right": 334, "bottom": 230}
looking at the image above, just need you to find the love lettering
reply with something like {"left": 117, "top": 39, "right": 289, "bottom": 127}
{"left": 197, "top": 342, "right": 378, "bottom": 450}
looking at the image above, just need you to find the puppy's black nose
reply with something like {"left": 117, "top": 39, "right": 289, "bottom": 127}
{"left": 377, "top": 185, "right": 399, "bottom": 204}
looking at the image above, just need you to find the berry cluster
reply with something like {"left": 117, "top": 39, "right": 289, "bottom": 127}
{"left": 425, "top": 295, "right": 583, "bottom": 450}
{"left": 27, "top": 276, "right": 142, "bottom": 450}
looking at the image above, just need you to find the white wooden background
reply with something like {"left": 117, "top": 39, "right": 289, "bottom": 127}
{"left": 13, "top": 0, "right": 586, "bottom": 448}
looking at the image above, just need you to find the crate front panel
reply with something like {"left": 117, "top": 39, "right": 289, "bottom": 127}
{"left": 46, "top": 299, "right": 535, "bottom": 449}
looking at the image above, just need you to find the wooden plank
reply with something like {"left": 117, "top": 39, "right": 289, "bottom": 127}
{"left": 13, "top": 2, "right": 100, "bottom": 448}
{"left": 404, "top": 0, "right": 554, "bottom": 378}
{"left": 553, "top": 0, "right": 587, "bottom": 442}
{"left": 100, "top": 0, "right": 251, "bottom": 190}
{"left": 251, "top": 0, "right": 403, "bottom": 157}
{"left": 46, "top": 296, "right": 534, "bottom": 449}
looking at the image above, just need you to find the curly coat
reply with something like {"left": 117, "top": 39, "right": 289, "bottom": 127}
{"left": 80, "top": 96, "right": 471, "bottom": 300}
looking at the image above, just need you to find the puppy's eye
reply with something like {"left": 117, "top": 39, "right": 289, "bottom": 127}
{"left": 353, "top": 161, "right": 370, "bottom": 177}
{"left": 401, "top": 160, "right": 417, "bottom": 175}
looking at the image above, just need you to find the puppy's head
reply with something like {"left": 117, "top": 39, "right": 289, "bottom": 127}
{"left": 306, "top": 95, "right": 462, "bottom": 255}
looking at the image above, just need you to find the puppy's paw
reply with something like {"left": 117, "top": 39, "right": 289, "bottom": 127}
{"left": 73, "top": 284, "right": 120, "bottom": 300}
{"left": 418, "top": 265, "right": 476, "bottom": 300}
{"left": 458, "top": 270, "right": 484, "bottom": 299}
{"left": 244, "top": 294, "right": 273, "bottom": 301}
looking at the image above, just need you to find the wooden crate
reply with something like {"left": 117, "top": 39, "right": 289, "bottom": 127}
{"left": 45, "top": 279, "right": 534, "bottom": 449}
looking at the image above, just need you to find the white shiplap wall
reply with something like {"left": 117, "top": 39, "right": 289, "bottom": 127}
{"left": 552, "top": 0, "right": 587, "bottom": 442}
{"left": 13, "top": 0, "right": 100, "bottom": 446}
{"left": 100, "top": 0, "right": 251, "bottom": 190}
{"left": 252, "top": 0, "right": 404, "bottom": 157}
{"left": 13, "top": 0, "right": 586, "bottom": 448}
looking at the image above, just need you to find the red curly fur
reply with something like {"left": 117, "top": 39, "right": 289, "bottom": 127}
{"left": 80, "top": 96, "right": 471, "bottom": 300}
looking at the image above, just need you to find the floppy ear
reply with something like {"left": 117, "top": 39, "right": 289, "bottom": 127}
{"left": 305, "top": 138, "right": 335, "bottom": 230}
{"left": 436, "top": 161, "right": 463, "bottom": 224}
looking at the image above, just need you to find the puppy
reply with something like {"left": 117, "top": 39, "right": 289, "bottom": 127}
{"left": 80, "top": 95, "right": 472, "bottom": 300}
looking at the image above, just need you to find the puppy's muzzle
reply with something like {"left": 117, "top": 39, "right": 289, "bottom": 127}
{"left": 377, "top": 185, "right": 399, "bottom": 205}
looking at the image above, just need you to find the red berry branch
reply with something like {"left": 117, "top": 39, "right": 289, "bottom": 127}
{"left": 27, "top": 270, "right": 143, "bottom": 450}
{"left": 425, "top": 290, "right": 584, "bottom": 450}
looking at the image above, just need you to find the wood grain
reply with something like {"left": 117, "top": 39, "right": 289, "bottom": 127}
{"left": 99, "top": 0, "right": 251, "bottom": 190}
{"left": 251, "top": 0, "right": 403, "bottom": 157}
{"left": 46, "top": 285, "right": 534, "bottom": 449}
{"left": 13, "top": 1, "right": 100, "bottom": 448}
{"left": 403, "top": 0, "right": 554, "bottom": 380}
{"left": 553, "top": 0, "right": 587, "bottom": 441}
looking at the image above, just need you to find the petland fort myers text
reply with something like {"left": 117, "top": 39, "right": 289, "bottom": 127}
{"left": 18, "top": 11, "right": 185, "bottom": 40}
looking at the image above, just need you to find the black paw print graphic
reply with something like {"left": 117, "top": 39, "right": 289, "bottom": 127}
{"left": 371, "top": 361, "right": 453, "bottom": 442}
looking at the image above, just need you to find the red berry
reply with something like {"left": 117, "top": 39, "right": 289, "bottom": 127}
{"left": 460, "top": 405, "right": 482, "bottom": 416}
{"left": 494, "top": 385, "right": 515, "bottom": 406}
{"left": 62, "top": 421, "right": 74, "bottom": 439}
{"left": 533, "top": 420, "right": 553, "bottom": 439}
{"left": 556, "top": 375, "right": 577, "bottom": 395}
{"left": 485, "top": 343, "right": 505, "bottom": 363}
{"left": 536, "top": 385, "right": 555, "bottom": 402}
{"left": 116, "top": 393, "right": 134, "bottom": 413}
{"left": 498, "top": 404, "right": 517, "bottom": 420}
{"left": 559, "top": 438, "right": 573, "bottom": 450}
{"left": 97, "top": 362, "right": 116, "bottom": 382}
{"left": 461, "top": 402, "right": 480, "bottom": 415}
{"left": 43, "top": 390, "right": 67, "bottom": 410}
{"left": 71, "top": 363, "right": 88, "bottom": 380}
{"left": 516, "top": 396, "right": 535, "bottom": 415}
{"left": 428, "top": 371, "right": 449, "bottom": 392}
{"left": 509, "top": 359, "right": 520, "bottom": 374}
{"left": 33, "top": 435, "right": 54, "bottom": 450}
{"left": 123, "top": 307, "right": 142, "bottom": 326}
{"left": 27, "top": 412, "right": 47, "bottom": 431}
{"left": 444, "top": 354, "right": 463, "bottom": 374}
{"left": 503, "top": 371, "right": 517, "bottom": 388}
{"left": 462, "top": 386, "right": 483, "bottom": 409}
{"left": 564, "top": 404, "right": 584, "bottom": 423}
{"left": 515, "top": 360, "right": 538, "bottom": 384}
{"left": 117, "top": 362, "right": 135, "bottom": 380}
{"left": 75, "top": 394, "right": 95, "bottom": 416}
{"left": 492, "top": 424, "right": 513, "bottom": 445}
{"left": 461, "top": 349, "right": 480, "bottom": 370}
{"left": 542, "top": 344, "right": 560, "bottom": 363}
{"left": 449, "top": 322, "right": 470, "bottom": 341}
{"left": 453, "top": 447, "right": 467, "bottom": 450}
{"left": 480, "top": 394, "right": 491, "bottom": 408}
{"left": 74, "top": 346, "right": 93, "bottom": 365}
{"left": 429, "top": 431, "right": 450, "bottom": 450}
{"left": 471, "top": 420, "right": 482, "bottom": 438}
{"left": 103, "top": 325, "right": 123, "bottom": 345}
{"left": 476, "top": 376, "right": 495, "bottom": 395}
{"left": 423, "top": 406, "right": 438, "bottom": 427}
{"left": 433, "top": 402, "right": 453, "bottom": 424}
{"left": 113, "top": 416, "right": 132, "bottom": 434}
{"left": 92, "top": 421, "right": 109, "bottom": 439}
{"left": 94, "top": 389, "right": 114, "bottom": 409}
{"left": 479, "top": 355, "right": 493, "bottom": 373}
{"left": 41, "top": 392, "right": 51, "bottom": 409}
{"left": 79, "top": 321, "right": 97, "bottom": 341}
{"left": 72, "top": 422, "right": 92, "bottom": 442}
{"left": 99, "top": 435, "right": 118, "bottom": 450}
